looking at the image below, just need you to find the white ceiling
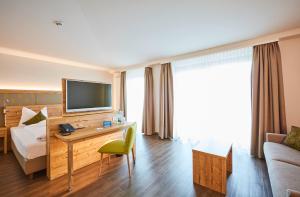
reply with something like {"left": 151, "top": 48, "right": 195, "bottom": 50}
{"left": 0, "top": 0, "right": 300, "bottom": 69}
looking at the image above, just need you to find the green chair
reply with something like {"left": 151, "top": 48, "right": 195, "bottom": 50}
{"left": 98, "top": 123, "right": 137, "bottom": 177}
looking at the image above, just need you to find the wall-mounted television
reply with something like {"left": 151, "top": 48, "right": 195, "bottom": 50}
{"left": 65, "top": 79, "right": 112, "bottom": 113}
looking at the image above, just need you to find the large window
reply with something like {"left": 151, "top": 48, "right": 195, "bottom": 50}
{"left": 173, "top": 48, "right": 252, "bottom": 150}
{"left": 126, "top": 68, "right": 144, "bottom": 132}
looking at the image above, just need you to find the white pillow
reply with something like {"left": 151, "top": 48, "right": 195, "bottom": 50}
{"left": 18, "top": 107, "right": 48, "bottom": 126}
{"left": 41, "top": 107, "right": 48, "bottom": 118}
{"left": 19, "top": 107, "right": 36, "bottom": 126}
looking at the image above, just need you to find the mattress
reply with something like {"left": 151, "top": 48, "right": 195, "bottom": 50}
{"left": 10, "top": 124, "right": 46, "bottom": 160}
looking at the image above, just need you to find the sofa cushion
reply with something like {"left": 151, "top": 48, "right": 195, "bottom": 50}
{"left": 284, "top": 126, "right": 300, "bottom": 151}
{"left": 267, "top": 160, "right": 300, "bottom": 197}
{"left": 264, "top": 142, "right": 300, "bottom": 167}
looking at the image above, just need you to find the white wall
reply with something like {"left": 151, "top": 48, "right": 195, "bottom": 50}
{"left": 279, "top": 35, "right": 300, "bottom": 130}
{"left": 0, "top": 54, "right": 113, "bottom": 90}
{"left": 0, "top": 53, "right": 117, "bottom": 107}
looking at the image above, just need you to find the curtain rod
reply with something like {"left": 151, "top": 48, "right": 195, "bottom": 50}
{"left": 117, "top": 27, "right": 300, "bottom": 73}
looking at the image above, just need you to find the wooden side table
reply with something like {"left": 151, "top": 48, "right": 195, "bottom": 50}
{"left": 193, "top": 142, "right": 232, "bottom": 194}
{"left": 0, "top": 127, "right": 8, "bottom": 154}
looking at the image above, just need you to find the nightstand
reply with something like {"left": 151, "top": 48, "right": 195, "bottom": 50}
{"left": 0, "top": 127, "right": 7, "bottom": 154}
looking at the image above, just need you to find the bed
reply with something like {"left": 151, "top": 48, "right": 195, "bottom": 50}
{"left": 4, "top": 105, "right": 62, "bottom": 177}
{"left": 10, "top": 125, "right": 47, "bottom": 175}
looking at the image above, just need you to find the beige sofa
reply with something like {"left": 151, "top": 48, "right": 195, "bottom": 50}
{"left": 264, "top": 133, "right": 300, "bottom": 197}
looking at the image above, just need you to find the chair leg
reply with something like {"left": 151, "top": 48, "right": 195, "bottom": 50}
{"left": 99, "top": 153, "right": 103, "bottom": 177}
{"left": 126, "top": 154, "right": 131, "bottom": 178}
{"left": 132, "top": 148, "right": 136, "bottom": 165}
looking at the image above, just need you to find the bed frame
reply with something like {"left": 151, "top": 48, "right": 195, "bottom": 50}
{"left": 4, "top": 104, "right": 62, "bottom": 177}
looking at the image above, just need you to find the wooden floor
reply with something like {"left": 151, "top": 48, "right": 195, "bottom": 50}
{"left": 0, "top": 133, "right": 272, "bottom": 197}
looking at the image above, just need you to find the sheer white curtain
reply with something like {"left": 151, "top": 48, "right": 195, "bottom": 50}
{"left": 126, "top": 68, "right": 144, "bottom": 132}
{"left": 173, "top": 47, "right": 252, "bottom": 150}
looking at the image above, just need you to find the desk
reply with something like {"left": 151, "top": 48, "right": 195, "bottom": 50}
{"left": 55, "top": 122, "right": 134, "bottom": 191}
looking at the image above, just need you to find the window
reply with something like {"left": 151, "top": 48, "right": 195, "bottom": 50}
{"left": 126, "top": 68, "right": 144, "bottom": 132}
{"left": 173, "top": 47, "right": 252, "bottom": 150}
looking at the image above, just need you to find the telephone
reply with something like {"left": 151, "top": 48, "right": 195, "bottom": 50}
{"left": 59, "top": 123, "right": 75, "bottom": 135}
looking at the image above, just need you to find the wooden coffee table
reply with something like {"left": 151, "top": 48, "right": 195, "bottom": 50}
{"left": 192, "top": 141, "right": 232, "bottom": 194}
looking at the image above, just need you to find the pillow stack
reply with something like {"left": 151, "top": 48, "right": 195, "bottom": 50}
{"left": 283, "top": 126, "right": 300, "bottom": 151}
{"left": 19, "top": 107, "right": 48, "bottom": 126}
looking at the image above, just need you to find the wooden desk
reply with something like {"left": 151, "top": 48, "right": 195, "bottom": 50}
{"left": 192, "top": 141, "right": 232, "bottom": 194}
{"left": 55, "top": 122, "right": 133, "bottom": 191}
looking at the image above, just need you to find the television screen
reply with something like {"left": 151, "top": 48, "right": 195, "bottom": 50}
{"left": 66, "top": 79, "right": 112, "bottom": 112}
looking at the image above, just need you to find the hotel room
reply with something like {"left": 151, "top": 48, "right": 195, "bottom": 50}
{"left": 0, "top": 1, "right": 300, "bottom": 197}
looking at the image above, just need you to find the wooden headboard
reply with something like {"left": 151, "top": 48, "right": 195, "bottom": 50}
{"left": 4, "top": 104, "right": 62, "bottom": 128}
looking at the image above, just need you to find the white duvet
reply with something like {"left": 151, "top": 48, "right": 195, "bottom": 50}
{"left": 11, "top": 121, "right": 46, "bottom": 160}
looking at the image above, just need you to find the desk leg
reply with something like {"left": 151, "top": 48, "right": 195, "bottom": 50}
{"left": 4, "top": 134, "right": 7, "bottom": 154}
{"left": 132, "top": 143, "right": 136, "bottom": 164}
{"left": 227, "top": 146, "right": 232, "bottom": 174}
{"left": 68, "top": 143, "right": 73, "bottom": 192}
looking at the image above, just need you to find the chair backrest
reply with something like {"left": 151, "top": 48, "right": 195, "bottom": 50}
{"left": 124, "top": 122, "right": 137, "bottom": 153}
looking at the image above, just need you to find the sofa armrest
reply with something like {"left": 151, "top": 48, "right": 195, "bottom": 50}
{"left": 287, "top": 189, "right": 300, "bottom": 197}
{"left": 266, "top": 133, "right": 286, "bottom": 143}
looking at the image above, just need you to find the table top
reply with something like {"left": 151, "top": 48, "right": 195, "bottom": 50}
{"left": 55, "top": 122, "right": 133, "bottom": 143}
{"left": 192, "top": 140, "right": 232, "bottom": 158}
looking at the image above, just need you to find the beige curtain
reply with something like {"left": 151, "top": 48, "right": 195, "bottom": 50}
{"left": 159, "top": 63, "right": 174, "bottom": 139}
{"left": 142, "top": 67, "right": 155, "bottom": 135}
{"left": 120, "top": 71, "right": 127, "bottom": 118}
{"left": 251, "top": 41, "right": 287, "bottom": 158}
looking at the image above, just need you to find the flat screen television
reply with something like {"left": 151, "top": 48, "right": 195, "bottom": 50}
{"left": 65, "top": 79, "right": 112, "bottom": 112}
